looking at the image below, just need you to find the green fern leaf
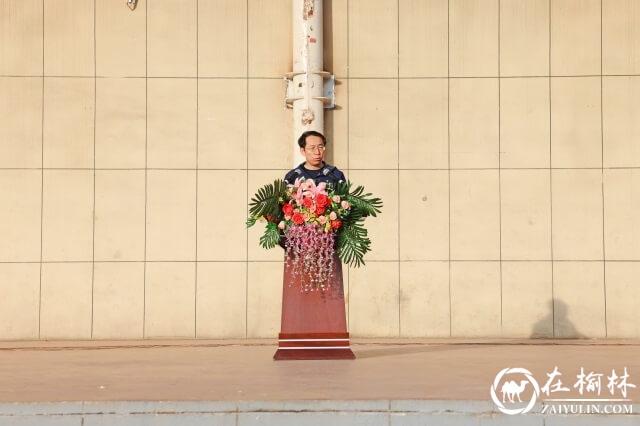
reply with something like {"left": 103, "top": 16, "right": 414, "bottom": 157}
{"left": 248, "top": 179, "right": 287, "bottom": 219}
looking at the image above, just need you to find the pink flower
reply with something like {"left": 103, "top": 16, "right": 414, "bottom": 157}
{"left": 278, "top": 221, "right": 286, "bottom": 230}
{"left": 332, "top": 195, "right": 340, "bottom": 203}
{"left": 341, "top": 200, "right": 351, "bottom": 209}
{"left": 318, "top": 215, "right": 328, "bottom": 225}
{"left": 329, "top": 211, "right": 337, "bottom": 221}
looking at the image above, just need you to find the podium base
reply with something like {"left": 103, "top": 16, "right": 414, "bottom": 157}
{"left": 273, "top": 333, "right": 356, "bottom": 360}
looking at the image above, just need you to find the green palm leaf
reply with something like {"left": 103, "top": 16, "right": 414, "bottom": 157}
{"left": 335, "top": 181, "right": 383, "bottom": 218}
{"left": 248, "top": 179, "right": 287, "bottom": 222}
{"left": 259, "top": 222, "right": 282, "bottom": 249}
{"left": 337, "top": 219, "right": 372, "bottom": 268}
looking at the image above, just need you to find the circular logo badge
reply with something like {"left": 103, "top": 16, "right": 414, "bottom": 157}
{"left": 490, "top": 367, "right": 540, "bottom": 415}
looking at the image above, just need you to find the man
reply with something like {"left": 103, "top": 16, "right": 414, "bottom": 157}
{"left": 284, "top": 130, "right": 346, "bottom": 186}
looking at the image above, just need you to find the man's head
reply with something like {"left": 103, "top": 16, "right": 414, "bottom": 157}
{"left": 298, "top": 130, "right": 327, "bottom": 170}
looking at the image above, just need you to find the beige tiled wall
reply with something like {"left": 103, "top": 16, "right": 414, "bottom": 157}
{"left": 2, "top": 0, "right": 640, "bottom": 340}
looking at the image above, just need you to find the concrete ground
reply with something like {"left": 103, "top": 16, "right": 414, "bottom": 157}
{"left": 1, "top": 338, "right": 639, "bottom": 403}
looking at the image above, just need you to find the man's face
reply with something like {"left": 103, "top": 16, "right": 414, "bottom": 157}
{"left": 300, "top": 135, "right": 325, "bottom": 169}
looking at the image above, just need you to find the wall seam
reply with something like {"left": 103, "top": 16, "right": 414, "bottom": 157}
{"left": 548, "top": 0, "right": 555, "bottom": 338}
{"left": 194, "top": 0, "right": 200, "bottom": 339}
{"left": 38, "top": 0, "right": 45, "bottom": 340}
{"left": 600, "top": 0, "right": 608, "bottom": 337}
{"left": 447, "top": 0, "right": 452, "bottom": 338}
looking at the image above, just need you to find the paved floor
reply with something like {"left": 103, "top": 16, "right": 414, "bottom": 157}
{"left": 1, "top": 339, "right": 639, "bottom": 403}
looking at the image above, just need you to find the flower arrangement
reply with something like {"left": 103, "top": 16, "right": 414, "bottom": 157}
{"left": 247, "top": 178, "right": 382, "bottom": 291}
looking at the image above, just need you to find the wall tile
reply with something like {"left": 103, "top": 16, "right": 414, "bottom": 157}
{"left": 0, "top": 170, "right": 41, "bottom": 262}
{"left": 349, "top": 262, "right": 399, "bottom": 337}
{"left": 198, "top": 79, "right": 247, "bottom": 169}
{"left": 399, "top": 170, "right": 448, "bottom": 261}
{"left": 500, "top": 0, "right": 549, "bottom": 76}
{"left": 450, "top": 170, "right": 500, "bottom": 260}
{"left": 0, "top": 77, "right": 42, "bottom": 168}
{"left": 199, "top": 0, "right": 246, "bottom": 77}
{"left": 603, "top": 170, "right": 640, "bottom": 260}
{"left": 147, "top": 78, "right": 197, "bottom": 169}
{"left": 399, "top": 0, "right": 447, "bottom": 77}
{"left": 95, "top": 78, "right": 146, "bottom": 169}
{"left": 552, "top": 170, "right": 603, "bottom": 260}
{"left": 145, "top": 262, "right": 196, "bottom": 338}
{"left": 603, "top": 76, "right": 640, "bottom": 168}
{"left": 349, "top": 0, "right": 398, "bottom": 77}
{"left": 198, "top": 170, "right": 247, "bottom": 261}
{"left": 449, "top": 0, "right": 499, "bottom": 77}
{"left": 246, "top": 262, "right": 281, "bottom": 338}
{"left": 553, "top": 262, "right": 605, "bottom": 338}
{"left": 450, "top": 78, "right": 499, "bottom": 168}
{"left": 44, "top": 0, "right": 94, "bottom": 76}
{"left": 43, "top": 78, "right": 94, "bottom": 168}
{"left": 605, "top": 262, "right": 640, "bottom": 337}
{"left": 450, "top": 262, "right": 501, "bottom": 337}
{"left": 95, "top": 0, "right": 146, "bottom": 77}
{"left": 324, "top": 0, "right": 348, "bottom": 78}
{"left": 501, "top": 170, "right": 551, "bottom": 261}
{"left": 147, "top": 0, "right": 197, "bottom": 77}
{"left": 146, "top": 170, "right": 196, "bottom": 261}
{"left": 550, "top": 0, "right": 601, "bottom": 76}
{"left": 92, "top": 262, "right": 144, "bottom": 339}
{"left": 42, "top": 170, "right": 94, "bottom": 262}
{"left": 0, "top": 0, "right": 43, "bottom": 75}
{"left": 94, "top": 170, "right": 145, "bottom": 262}
{"left": 399, "top": 261, "right": 449, "bottom": 337}
{"left": 399, "top": 79, "right": 448, "bottom": 169}
{"left": 502, "top": 262, "right": 552, "bottom": 338}
{"left": 40, "top": 262, "right": 93, "bottom": 339}
{"left": 500, "top": 77, "right": 550, "bottom": 168}
{"left": 247, "top": 79, "right": 292, "bottom": 169}
{"left": 349, "top": 79, "right": 398, "bottom": 169}
{"left": 0, "top": 263, "right": 40, "bottom": 340}
{"left": 247, "top": 170, "right": 288, "bottom": 262}
{"left": 349, "top": 170, "right": 398, "bottom": 261}
{"left": 551, "top": 77, "right": 601, "bottom": 168}
{"left": 603, "top": 0, "right": 640, "bottom": 75}
{"left": 248, "top": 0, "right": 291, "bottom": 77}
{"left": 196, "top": 262, "right": 247, "bottom": 338}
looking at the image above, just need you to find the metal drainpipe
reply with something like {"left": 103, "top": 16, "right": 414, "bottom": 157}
{"left": 286, "top": 0, "right": 333, "bottom": 167}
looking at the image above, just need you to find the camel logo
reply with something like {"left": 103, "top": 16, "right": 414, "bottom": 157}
{"left": 490, "top": 367, "right": 541, "bottom": 415}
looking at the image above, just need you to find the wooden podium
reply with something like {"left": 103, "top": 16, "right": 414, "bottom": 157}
{"left": 273, "top": 252, "right": 355, "bottom": 360}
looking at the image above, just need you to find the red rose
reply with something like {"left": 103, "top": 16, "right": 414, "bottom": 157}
{"left": 330, "top": 219, "right": 342, "bottom": 230}
{"left": 266, "top": 214, "right": 276, "bottom": 223}
{"left": 292, "top": 212, "right": 305, "bottom": 225}
{"left": 315, "top": 194, "right": 330, "bottom": 209}
{"left": 316, "top": 205, "right": 326, "bottom": 215}
{"left": 303, "top": 197, "right": 313, "bottom": 209}
{"left": 282, "top": 203, "right": 294, "bottom": 216}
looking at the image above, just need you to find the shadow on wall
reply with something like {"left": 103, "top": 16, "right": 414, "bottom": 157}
{"left": 531, "top": 299, "right": 583, "bottom": 339}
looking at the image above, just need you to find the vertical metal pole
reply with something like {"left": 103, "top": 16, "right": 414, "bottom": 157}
{"left": 291, "top": 0, "right": 324, "bottom": 166}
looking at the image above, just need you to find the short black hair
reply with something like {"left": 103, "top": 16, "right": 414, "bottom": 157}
{"left": 297, "top": 130, "right": 327, "bottom": 148}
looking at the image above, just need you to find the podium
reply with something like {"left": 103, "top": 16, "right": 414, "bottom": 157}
{"left": 273, "top": 252, "right": 356, "bottom": 360}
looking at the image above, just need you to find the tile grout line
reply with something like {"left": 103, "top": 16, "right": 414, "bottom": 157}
{"left": 143, "top": 0, "right": 148, "bottom": 339}
{"left": 90, "top": 0, "right": 97, "bottom": 339}
{"left": 548, "top": 0, "right": 555, "bottom": 338}
{"left": 396, "top": 0, "right": 401, "bottom": 337}
{"left": 38, "top": 0, "right": 45, "bottom": 340}
{"left": 447, "top": 0, "right": 452, "bottom": 338}
{"left": 498, "top": 0, "right": 503, "bottom": 333}
{"left": 194, "top": 0, "right": 199, "bottom": 339}
{"left": 600, "top": 0, "right": 607, "bottom": 337}
{"left": 245, "top": 0, "right": 250, "bottom": 339}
